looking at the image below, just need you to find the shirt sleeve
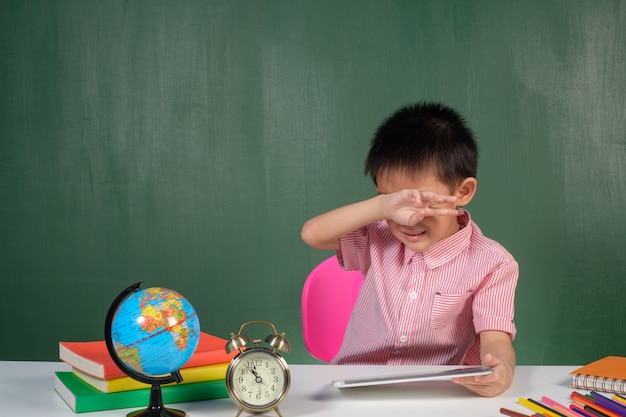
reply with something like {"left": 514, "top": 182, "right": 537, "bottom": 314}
{"left": 472, "top": 259, "right": 519, "bottom": 339}
{"left": 337, "top": 225, "right": 372, "bottom": 273}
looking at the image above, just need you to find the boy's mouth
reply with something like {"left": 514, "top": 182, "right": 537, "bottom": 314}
{"left": 402, "top": 229, "right": 426, "bottom": 242}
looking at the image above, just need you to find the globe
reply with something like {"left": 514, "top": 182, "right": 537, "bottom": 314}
{"left": 104, "top": 281, "right": 201, "bottom": 417}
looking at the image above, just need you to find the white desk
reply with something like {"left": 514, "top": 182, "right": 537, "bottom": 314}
{"left": 0, "top": 361, "right": 583, "bottom": 417}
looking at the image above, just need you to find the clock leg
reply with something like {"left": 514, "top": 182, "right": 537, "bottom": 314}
{"left": 234, "top": 407, "right": 244, "bottom": 417}
{"left": 273, "top": 406, "right": 283, "bottom": 417}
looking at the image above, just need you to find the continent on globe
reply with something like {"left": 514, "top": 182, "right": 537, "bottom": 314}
{"left": 137, "top": 288, "right": 193, "bottom": 351}
{"left": 116, "top": 346, "right": 143, "bottom": 373}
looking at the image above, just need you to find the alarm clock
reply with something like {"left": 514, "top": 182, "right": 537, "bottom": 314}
{"left": 225, "top": 320, "right": 291, "bottom": 417}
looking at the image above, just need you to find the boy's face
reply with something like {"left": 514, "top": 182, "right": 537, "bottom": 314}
{"left": 376, "top": 170, "right": 460, "bottom": 253}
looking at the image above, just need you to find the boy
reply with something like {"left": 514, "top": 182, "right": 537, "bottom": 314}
{"left": 301, "top": 102, "right": 518, "bottom": 397}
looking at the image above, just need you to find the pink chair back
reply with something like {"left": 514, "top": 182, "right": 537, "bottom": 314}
{"left": 301, "top": 255, "right": 363, "bottom": 362}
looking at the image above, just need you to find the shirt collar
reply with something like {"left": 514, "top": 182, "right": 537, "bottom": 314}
{"left": 403, "top": 209, "right": 472, "bottom": 269}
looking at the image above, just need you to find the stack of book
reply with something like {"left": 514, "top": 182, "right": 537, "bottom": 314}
{"left": 55, "top": 332, "right": 238, "bottom": 413}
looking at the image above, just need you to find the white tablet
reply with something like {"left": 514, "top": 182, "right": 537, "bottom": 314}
{"left": 332, "top": 366, "right": 492, "bottom": 388}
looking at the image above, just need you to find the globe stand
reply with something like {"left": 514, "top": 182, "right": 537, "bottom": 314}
{"left": 126, "top": 384, "right": 185, "bottom": 417}
{"left": 104, "top": 281, "right": 195, "bottom": 417}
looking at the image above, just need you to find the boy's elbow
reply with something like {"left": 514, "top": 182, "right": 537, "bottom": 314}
{"left": 300, "top": 221, "right": 318, "bottom": 247}
{"left": 301, "top": 221, "right": 338, "bottom": 250}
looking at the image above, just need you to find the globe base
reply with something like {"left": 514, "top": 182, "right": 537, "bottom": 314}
{"left": 126, "top": 384, "right": 186, "bottom": 417}
{"left": 127, "top": 408, "right": 185, "bottom": 417}
{"left": 128, "top": 408, "right": 185, "bottom": 417}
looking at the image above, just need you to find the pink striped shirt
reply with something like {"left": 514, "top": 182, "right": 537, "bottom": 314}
{"left": 332, "top": 209, "right": 518, "bottom": 366}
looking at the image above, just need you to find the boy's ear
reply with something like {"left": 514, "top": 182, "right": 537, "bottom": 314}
{"left": 455, "top": 177, "right": 477, "bottom": 206}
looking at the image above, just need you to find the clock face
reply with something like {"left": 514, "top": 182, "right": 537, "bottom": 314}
{"left": 226, "top": 348, "right": 290, "bottom": 412}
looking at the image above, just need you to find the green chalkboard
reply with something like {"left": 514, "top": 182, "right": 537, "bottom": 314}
{"left": 1, "top": 0, "right": 625, "bottom": 365}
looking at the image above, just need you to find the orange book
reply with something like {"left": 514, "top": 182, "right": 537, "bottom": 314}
{"left": 570, "top": 356, "right": 626, "bottom": 395}
{"left": 60, "top": 332, "right": 237, "bottom": 379}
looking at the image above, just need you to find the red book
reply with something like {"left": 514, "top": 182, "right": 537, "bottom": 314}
{"left": 59, "top": 332, "right": 237, "bottom": 379}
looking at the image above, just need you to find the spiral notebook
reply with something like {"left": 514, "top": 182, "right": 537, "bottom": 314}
{"left": 332, "top": 366, "right": 492, "bottom": 388}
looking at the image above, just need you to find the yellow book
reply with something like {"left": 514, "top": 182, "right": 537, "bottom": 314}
{"left": 73, "top": 362, "right": 229, "bottom": 393}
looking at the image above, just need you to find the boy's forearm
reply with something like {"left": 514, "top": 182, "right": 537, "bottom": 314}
{"left": 481, "top": 331, "right": 516, "bottom": 368}
{"left": 301, "top": 195, "right": 385, "bottom": 250}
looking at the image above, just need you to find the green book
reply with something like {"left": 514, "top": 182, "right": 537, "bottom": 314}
{"left": 54, "top": 371, "right": 228, "bottom": 413}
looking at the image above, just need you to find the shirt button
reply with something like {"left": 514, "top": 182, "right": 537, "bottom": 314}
{"left": 409, "top": 292, "right": 418, "bottom": 300}
{"left": 399, "top": 335, "right": 408, "bottom": 343}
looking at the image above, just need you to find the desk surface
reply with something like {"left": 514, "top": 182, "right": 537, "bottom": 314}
{"left": 1, "top": 361, "right": 583, "bottom": 417}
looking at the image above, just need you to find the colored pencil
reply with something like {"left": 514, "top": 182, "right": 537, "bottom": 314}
{"left": 570, "top": 404, "right": 598, "bottom": 417}
{"left": 613, "top": 396, "right": 626, "bottom": 407}
{"left": 583, "top": 405, "right": 612, "bottom": 417}
{"left": 541, "top": 396, "right": 581, "bottom": 417}
{"left": 590, "top": 392, "right": 626, "bottom": 417}
{"left": 519, "top": 397, "right": 565, "bottom": 417}
{"left": 501, "top": 407, "right": 533, "bottom": 417}
{"left": 571, "top": 392, "right": 621, "bottom": 417}
{"left": 527, "top": 398, "right": 568, "bottom": 417}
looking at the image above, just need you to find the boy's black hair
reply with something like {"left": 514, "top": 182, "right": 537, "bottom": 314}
{"left": 365, "top": 102, "right": 478, "bottom": 191}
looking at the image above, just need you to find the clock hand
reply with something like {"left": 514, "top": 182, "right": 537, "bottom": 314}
{"left": 254, "top": 372, "right": 263, "bottom": 384}
{"left": 245, "top": 363, "right": 263, "bottom": 384}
